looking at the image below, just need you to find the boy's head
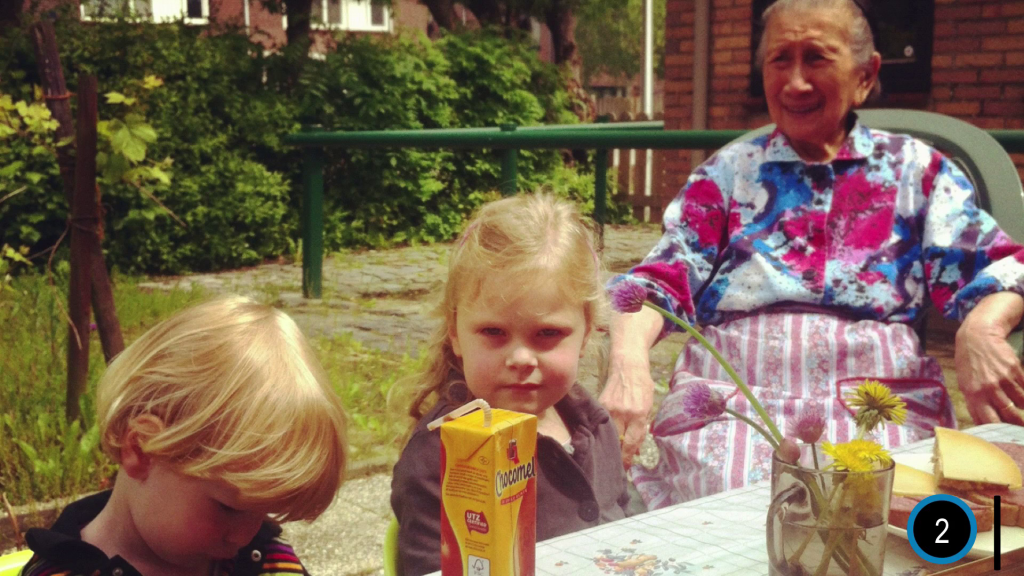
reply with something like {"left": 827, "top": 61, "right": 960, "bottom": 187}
{"left": 97, "top": 296, "right": 347, "bottom": 523}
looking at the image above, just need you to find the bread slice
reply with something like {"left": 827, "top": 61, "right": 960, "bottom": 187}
{"left": 933, "top": 427, "right": 1023, "bottom": 491}
{"left": 955, "top": 442, "right": 1024, "bottom": 528}
{"left": 894, "top": 462, "right": 939, "bottom": 498}
{"left": 890, "top": 495, "right": 994, "bottom": 532}
{"left": 929, "top": 438, "right": 1024, "bottom": 528}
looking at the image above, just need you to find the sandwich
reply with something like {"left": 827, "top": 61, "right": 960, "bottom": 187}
{"left": 933, "top": 427, "right": 1023, "bottom": 491}
{"left": 889, "top": 461, "right": 994, "bottom": 532}
{"left": 932, "top": 427, "right": 1024, "bottom": 528}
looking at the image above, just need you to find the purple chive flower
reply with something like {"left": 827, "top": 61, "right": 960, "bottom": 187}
{"left": 776, "top": 437, "right": 801, "bottom": 464}
{"left": 681, "top": 382, "right": 727, "bottom": 420}
{"left": 609, "top": 281, "right": 648, "bottom": 314}
{"left": 788, "top": 403, "right": 826, "bottom": 444}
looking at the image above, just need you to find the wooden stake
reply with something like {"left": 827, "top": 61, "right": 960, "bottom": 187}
{"left": 31, "top": 21, "right": 124, "bottom": 364}
{"left": 66, "top": 75, "right": 99, "bottom": 422}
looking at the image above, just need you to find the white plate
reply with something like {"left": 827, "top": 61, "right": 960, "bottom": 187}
{"left": 886, "top": 453, "right": 1024, "bottom": 559}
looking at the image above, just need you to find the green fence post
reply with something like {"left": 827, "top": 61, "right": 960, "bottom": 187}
{"left": 500, "top": 124, "right": 517, "bottom": 196}
{"left": 301, "top": 125, "right": 326, "bottom": 299}
{"left": 594, "top": 115, "right": 610, "bottom": 250}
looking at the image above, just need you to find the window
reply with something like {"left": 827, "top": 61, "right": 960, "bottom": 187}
{"left": 748, "top": 0, "right": 934, "bottom": 96}
{"left": 311, "top": 0, "right": 390, "bottom": 31}
{"left": 81, "top": 0, "right": 209, "bottom": 23}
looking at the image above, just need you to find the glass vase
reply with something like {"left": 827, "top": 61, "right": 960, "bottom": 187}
{"left": 767, "top": 449, "right": 894, "bottom": 576}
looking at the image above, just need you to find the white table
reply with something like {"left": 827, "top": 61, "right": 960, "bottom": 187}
{"left": 438, "top": 423, "right": 1024, "bottom": 576}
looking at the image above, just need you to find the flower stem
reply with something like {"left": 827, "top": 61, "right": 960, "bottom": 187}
{"left": 724, "top": 408, "right": 779, "bottom": 449}
{"left": 812, "top": 529, "right": 843, "bottom": 576}
{"left": 644, "top": 301, "right": 784, "bottom": 443}
{"left": 811, "top": 444, "right": 827, "bottom": 492}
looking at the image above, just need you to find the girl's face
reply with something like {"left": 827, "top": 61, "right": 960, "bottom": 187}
{"left": 450, "top": 275, "right": 590, "bottom": 417}
{"left": 129, "top": 461, "right": 269, "bottom": 570}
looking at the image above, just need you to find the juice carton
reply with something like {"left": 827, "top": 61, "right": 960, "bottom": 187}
{"left": 431, "top": 400, "right": 537, "bottom": 576}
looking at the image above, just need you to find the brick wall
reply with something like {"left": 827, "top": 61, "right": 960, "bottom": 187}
{"left": 662, "top": 0, "right": 1024, "bottom": 208}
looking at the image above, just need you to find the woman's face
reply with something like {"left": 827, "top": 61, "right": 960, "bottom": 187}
{"left": 761, "top": 8, "right": 878, "bottom": 161}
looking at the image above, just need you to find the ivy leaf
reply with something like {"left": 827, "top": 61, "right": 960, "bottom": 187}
{"left": 0, "top": 161, "right": 24, "bottom": 177}
{"left": 148, "top": 166, "right": 171, "bottom": 185}
{"left": 126, "top": 114, "right": 157, "bottom": 143}
{"left": 2, "top": 245, "right": 31, "bottom": 265}
{"left": 142, "top": 75, "right": 164, "bottom": 89}
{"left": 104, "top": 92, "right": 136, "bottom": 105}
{"left": 111, "top": 124, "right": 146, "bottom": 163}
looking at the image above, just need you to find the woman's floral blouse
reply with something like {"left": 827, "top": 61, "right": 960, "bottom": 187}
{"left": 610, "top": 117, "right": 1024, "bottom": 334}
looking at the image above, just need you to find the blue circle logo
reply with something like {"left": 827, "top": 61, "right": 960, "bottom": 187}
{"left": 906, "top": 494, "right": 978, "bottom": 564}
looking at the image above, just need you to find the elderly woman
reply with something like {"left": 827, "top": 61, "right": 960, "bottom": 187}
{"left": 603, "top": 0, "right": 1024, "bottom": 509}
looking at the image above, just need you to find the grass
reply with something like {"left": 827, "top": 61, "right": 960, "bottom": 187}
{"left": 314, "top": 333, "right": 424, "bottom": 463}
{"left": 1, "top": 266, "right": 208, "bottom": 506}
{"left": 1, "top": 268, "right": 422, "bottom": 507}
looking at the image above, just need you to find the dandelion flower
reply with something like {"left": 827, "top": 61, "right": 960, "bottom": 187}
{"left": 608, "top": 281, "right": 649, "bottom": 314}
{"left": 788, "top": 402, "right": 826, "bottom": 444}
{"left": 846, "top": 380, "right": 907, "bottom": 431}
{"left": 822, "top": 439, "right": 892, "bottom": 472}
{"left": 681, "top": 382, "right": 727, "bottom": 420}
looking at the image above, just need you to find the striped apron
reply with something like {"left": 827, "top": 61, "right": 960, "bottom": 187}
{"left": 630, "top": 311, "right": 957, "bottom": 510}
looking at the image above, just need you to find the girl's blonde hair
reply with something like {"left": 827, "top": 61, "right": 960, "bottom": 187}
{"left": 97, "top": 296, "right": 347, "bottom": 522}
{"left": 407, "top": 193, "right": 607, "bottom": 421}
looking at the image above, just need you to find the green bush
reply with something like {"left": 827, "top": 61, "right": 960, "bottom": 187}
{"left": 288, "top": 33, "right": 465, "bottom": 248}
{"left": 0, "top": 15, "right": 626, "bottom": 273}
{"left": 102, "top": 151, "right": 294, "bottom": 272}
{"left": 437, "top": 29, "right": 569, "bottom": 201}
{"left": 0, "top": 92, "right": 65, "bottom": 253}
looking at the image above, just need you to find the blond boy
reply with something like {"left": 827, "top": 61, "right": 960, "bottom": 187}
{"left": 22, "top": 296, "right": 347, "bottom": 576}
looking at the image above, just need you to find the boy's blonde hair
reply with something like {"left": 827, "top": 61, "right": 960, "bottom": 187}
{"left": 97, "top": 296, "right": 347, "bottom": 522}
{"left": 408, "top": 193, "right": 607, "bottom": 421}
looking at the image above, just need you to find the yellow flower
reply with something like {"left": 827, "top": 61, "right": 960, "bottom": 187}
{"left": 822, "top": 439, "right": 892, "bottom": 472}
{"left": 846, "top": 380, "right": 907, "bottom": 432}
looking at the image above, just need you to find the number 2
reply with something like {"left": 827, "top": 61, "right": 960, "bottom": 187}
{"left": 936, "top": 518, "right": 949, "bottom": 544}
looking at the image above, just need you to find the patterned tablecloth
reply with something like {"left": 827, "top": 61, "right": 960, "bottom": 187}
{"left": 439, "top": 423, "right": 1024, "bottom": 576}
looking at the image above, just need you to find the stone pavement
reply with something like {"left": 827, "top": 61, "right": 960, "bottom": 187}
{"left": 137, "top": 224, "right": 675, "bottom": 576}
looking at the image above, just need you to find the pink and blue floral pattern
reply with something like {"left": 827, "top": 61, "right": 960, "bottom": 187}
{"left": 610, "top": 118, "right": 1024, "bottom": 334}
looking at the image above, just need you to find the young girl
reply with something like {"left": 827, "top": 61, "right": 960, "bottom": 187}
{"left": 22, "top": 296, "right": 348, "bottom": 576}
{"left": 391, "top": 194, "right": 632, "bottom": 576}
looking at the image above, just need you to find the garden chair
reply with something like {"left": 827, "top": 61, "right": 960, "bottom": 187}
{"left": 0, "top": 549, "right": 32, "bottom": 576}
{"left": 724, "top": 108, "right": 1024, "bottom": 356}
{"left": 383, "top": 516, "right": 401, "bottom": 576}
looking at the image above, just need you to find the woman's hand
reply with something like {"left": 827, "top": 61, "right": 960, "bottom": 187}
{"left": 600, "top": 355, "right": 655, "bottom": 466}
{"left": 601, "top": 305, "right": 664, "bottom": 465}
{"left": 955, "top": 292, "right": 1024, "bottom": 425}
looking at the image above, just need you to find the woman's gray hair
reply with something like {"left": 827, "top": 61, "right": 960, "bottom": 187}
{"left": 754, "top": 0, "right": 881, "bottom": 97}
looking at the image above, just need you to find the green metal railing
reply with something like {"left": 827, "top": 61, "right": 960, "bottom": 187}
{"left": 284, "top": 122, "right": 1024, "bottom": 298}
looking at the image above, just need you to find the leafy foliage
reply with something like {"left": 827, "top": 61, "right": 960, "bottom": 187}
{"left": 577, "top": 0, "right": 666, "bottom": 83}
{"left": 0, "top": 92, "right": 65, "bottom": 252}
{"left": 0, "top": 14, "right": 627, "bottom": 273}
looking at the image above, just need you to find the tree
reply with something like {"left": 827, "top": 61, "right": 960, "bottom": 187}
{"left": 284, "top": 0, "right": 314, "bottom": 47}
{"left": 576, "top": 0, "right": 665, "bottom": 85}
{"left": 0, "top": 0, "right": 23, "bottom": 29}
{"left": 421, "top": 0, "right": 578, "bottom": 71}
